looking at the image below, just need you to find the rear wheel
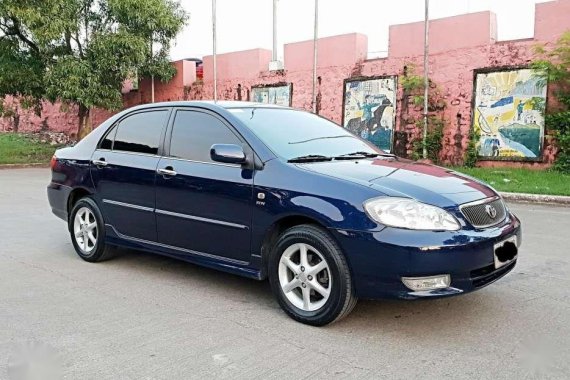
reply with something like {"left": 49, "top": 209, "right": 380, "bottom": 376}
{"left": 69, "top": 197, "right": 115, "bottom": 262}
{"left": 268, "top": 224, "right": 357, "bottom": 326}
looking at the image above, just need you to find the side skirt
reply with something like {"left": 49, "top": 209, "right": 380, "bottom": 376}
{"left": 105, "top": 224, "right": 263, "bottom": 280}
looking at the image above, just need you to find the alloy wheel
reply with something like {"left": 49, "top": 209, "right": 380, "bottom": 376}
{"left": 278, "top": 243, "right": 332, "bottom": 311}
{"left": 73, "top": 207, "right": 98, "bottom": 253}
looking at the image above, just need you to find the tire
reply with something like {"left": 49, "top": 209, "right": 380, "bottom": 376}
{"left": 268, "top": 224, "right": 357, "bottom": 326}
{"left": 68, "top": 196, "right": 116, "bottom": 262}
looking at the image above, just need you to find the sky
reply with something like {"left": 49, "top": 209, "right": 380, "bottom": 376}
{"left": 170, "top": 0, "right": 553, "bottom": 61}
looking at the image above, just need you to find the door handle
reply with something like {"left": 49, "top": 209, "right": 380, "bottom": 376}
{"left": 92, "top": 158, "right": 108, "bottom": 167}
{"left": 157, "top": 167, "right": 177, "bottom": 176}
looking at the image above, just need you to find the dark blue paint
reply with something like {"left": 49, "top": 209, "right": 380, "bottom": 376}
{"left": 47, "top": 101, "right": 520, "bottom": 299}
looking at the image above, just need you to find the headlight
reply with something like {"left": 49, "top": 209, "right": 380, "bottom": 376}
{"left": 364, "top": 197, "right": 460, "bottom": 231}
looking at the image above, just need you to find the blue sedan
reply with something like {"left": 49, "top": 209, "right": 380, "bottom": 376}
{"left": 47, "top": 101, "right": 520, "bottom": 326}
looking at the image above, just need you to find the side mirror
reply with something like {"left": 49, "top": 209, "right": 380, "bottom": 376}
{"left": 210, "top": 144, "right": 247, "bottom": 164}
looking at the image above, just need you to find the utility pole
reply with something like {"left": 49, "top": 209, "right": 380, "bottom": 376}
{"left": 272, "top": 0, "right": 278, "bottom": 61}
{"left": 422, "top": 0, "right": 430, "bottom": 159}
{"left": 212, "top": 0, "right": 218, "bottom": 102}
{"left": 312, "top": 0, "right": 319, "bottom": 113}
{"left": 150, "top": 36, "right": 155, "bottom": 103}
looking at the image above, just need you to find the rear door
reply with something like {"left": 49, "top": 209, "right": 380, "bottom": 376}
{"left": 154, "top": 108, "right": 254, "bottom": 263}
{"left": 91, "top": 108, "right": 170, "bottom": 241}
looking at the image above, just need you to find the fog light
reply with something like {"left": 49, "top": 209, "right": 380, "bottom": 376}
{"left": 401, "top": 275, "right": 451, "bottom": 291}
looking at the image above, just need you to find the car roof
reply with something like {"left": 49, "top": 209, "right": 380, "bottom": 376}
{"left": 128, "top": 100, "right": 288, "bottom": 112}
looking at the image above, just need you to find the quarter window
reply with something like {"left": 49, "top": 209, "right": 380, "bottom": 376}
{"left": 113, "top": 110, "right": 169, "bottom": 155}
{"left": 100, "top": 124, "right": 117, "bottom": 150}
{"left": 170, "top": 110, "right": 242, "bottom": 162}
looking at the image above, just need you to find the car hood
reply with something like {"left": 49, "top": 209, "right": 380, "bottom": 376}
{"left": 298, "top": 157, "right": 497, "bottom": 208}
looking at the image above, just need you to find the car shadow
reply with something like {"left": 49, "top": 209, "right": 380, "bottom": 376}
{"left": 107, "top": 247, "right": 511, "bottom": 336}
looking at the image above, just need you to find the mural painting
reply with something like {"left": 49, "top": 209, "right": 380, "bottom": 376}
{"left": 342, "top": 76, "right": 397, "bottom": 152}
{"left": 251, "top": 84, "right": 292, "bottom": 107}
{"left": 473, "top": 68, "right": 547, "bottom": 160}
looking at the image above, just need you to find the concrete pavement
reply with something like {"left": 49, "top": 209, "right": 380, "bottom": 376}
{"left": 1, "top": 169, "right": 569, "bottom": 379}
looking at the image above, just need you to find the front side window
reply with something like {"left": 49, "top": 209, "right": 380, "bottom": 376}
{"left": 113, "top": 110, "right": 169, "bottom": 155}
{"left": 170, "top": 110, "right": 242, "bottom": 162}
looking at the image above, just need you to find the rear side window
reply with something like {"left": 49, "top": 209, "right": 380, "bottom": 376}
{"left": 113, "top": 110, "right": 169, "bottom": 155}
{"left": 170, "top": 110, "right": 242, "bottom": 162}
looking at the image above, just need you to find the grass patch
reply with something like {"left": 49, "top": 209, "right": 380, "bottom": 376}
{"left": 449, "top": 167, "right": 570, "bottom": 196}
{"left": 0, "top": 133, "right": 62, "bottom": 165}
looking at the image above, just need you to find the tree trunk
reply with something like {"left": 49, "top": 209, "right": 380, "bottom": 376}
{"left": 77, "top": 105, "right": 92, "bottom": 140}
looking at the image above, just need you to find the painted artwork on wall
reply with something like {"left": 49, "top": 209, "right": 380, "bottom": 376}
{"left": 342, "top": 76, "right": 397, "bottom": 152}
{"left": 251, "top": 84, "right": 292, "bottom": 107}
{"left": 473, "top": 68, "right": 547, "bottom": 160}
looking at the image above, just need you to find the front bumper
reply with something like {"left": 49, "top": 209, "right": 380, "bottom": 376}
{"left": 332, "top": 212, "right": 521, "bottom": 300}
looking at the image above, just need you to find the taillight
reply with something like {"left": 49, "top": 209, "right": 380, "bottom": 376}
{"left": 50, "top": 155, "right": 58, "bottom": 170}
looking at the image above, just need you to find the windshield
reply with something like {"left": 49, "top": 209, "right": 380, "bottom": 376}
{"left": 229, "top": 108, "right": 382, "bottom": 160}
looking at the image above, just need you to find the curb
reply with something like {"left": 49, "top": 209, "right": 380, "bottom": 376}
{"left": 0, "top": 163, "right": 49, "bottom": 170}
{"left": 500, "top": 191, "right": 570, "bottom": 206}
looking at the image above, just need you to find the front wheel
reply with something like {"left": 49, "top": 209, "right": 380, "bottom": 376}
{"left": 268, "top": 224, "right": 357, "bottom": 326}
{"left": 69, "top": 197, "right": 115, "bottom": 262}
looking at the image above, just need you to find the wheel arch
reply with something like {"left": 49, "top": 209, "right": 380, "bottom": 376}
{"left": 258, "top": 214, "right": 342, "bottom": 280}
{"left": 67, "top": 187, "right": 93, "bottom": 219}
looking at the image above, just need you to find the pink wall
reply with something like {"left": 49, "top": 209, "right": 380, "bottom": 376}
{"left": 203, "top": 49, "right": 273, "bottom": 82}
{"left": 534, "top": 0, "right": 570, "bottom": 42}
{"left": 3, "top": 0, "right": 569, "bottom": 167}
{"left": 0, "top": 96, "right": 112, "bottom": 138}
{"left": 284, "top": 33, "right": 368, "bottom": 71}
{"left": 389, "top": 11, "right": 497, "bottom": 57}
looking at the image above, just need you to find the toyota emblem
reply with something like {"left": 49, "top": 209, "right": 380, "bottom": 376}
{"left": 485, "top": 204, "right": 497, "bottom": 219}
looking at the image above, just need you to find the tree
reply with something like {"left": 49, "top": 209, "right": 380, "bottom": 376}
{"left": 0, "top": 0, "right": 187, "bottom": 137}
{"left": 533, "top": 31, "right": 570, "bottom": 172}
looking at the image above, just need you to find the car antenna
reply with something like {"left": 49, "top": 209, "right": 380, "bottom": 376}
{"left": 250, "top": 107, "right": 256, "bottom": 119}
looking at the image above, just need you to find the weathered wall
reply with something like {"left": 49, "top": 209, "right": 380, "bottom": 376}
{"left": 2, "top": 0, "right": 569, "bottom": 167}
{"left": 0, "top": 97, "right": 113, "bottom": 138}
{"left": 167, "top": 0, "right": 569, "bottom": 167}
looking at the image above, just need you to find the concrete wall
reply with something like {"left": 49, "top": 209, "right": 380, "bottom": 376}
{"left": 2, "top": 0, "right": 569, "bottom": 167}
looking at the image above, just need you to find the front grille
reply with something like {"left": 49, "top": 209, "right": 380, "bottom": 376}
{"left": 460, "top": 197, "right": 506, "bottom": 228}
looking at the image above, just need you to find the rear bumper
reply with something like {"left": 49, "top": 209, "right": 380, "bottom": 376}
{"left": 47, "top": 182, "right": 72, "bottom": 221}
{"left": 332, "top": 212, "right": 521, "bottom": 300}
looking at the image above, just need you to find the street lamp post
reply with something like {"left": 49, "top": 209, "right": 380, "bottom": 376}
{"left": 312, "top": 0, "right": 318, "bottom": 113}
{"left": 273, "top": 0, "right": 278, "bottom": 62}
{"left": 422, "top": 0, "right": 430, "bottom": 159}
{"left": 212, "top": 0, "right": 218, "bottom": 102}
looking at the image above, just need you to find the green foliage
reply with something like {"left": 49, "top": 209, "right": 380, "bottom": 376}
{"left": 464, "top": 127, "right": 479, "bottom": 168}
{"left": 401, "top": 65, "right": 447, "bottom": 162}
{"left": 400, "top": 66, "right": 425, "bottom": 93}
{"left": 546, "top": 111, "right": 570, "bottom": 172}
{"left": 0, "top": 0, "right": 187, "bottom": 135}
{"left": 449, "top": 167, "right": 570, "bottom": 196}
{"left": 412, "top": 116, "right": 444, "bottom": 163}
{"left": 532, "top": 31, "right": 570, "bottom": 172}
{"left": 0, "top": 133, "right": 63, "bottom": 165}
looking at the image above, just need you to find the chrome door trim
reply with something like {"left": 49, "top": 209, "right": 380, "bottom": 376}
{"left": 155, "top": 208, "right": 248, "bottom": 230}
{"left": 102, "top": 199, "right": 155, "bottom": 213}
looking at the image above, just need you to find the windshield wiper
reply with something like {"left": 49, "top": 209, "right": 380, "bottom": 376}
{"left": 335, "top": 151, "right": 380, "bottom": 159}
{"left": 287, "top": 154, "right": 333, "bottom": 163}
{"left": 288, "top": 135, "right": 351, "bottom": 145}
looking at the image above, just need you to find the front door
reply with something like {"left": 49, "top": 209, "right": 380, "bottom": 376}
{"left": 155, "top": 109, "right": 254, "bottom": 263}
{"left": 91, "top": 108, "right": 170, "bottom": 241}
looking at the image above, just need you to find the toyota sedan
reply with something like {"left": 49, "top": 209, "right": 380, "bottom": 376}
{"left": 47, "top": 101, "right": 520, "bottom": 326}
